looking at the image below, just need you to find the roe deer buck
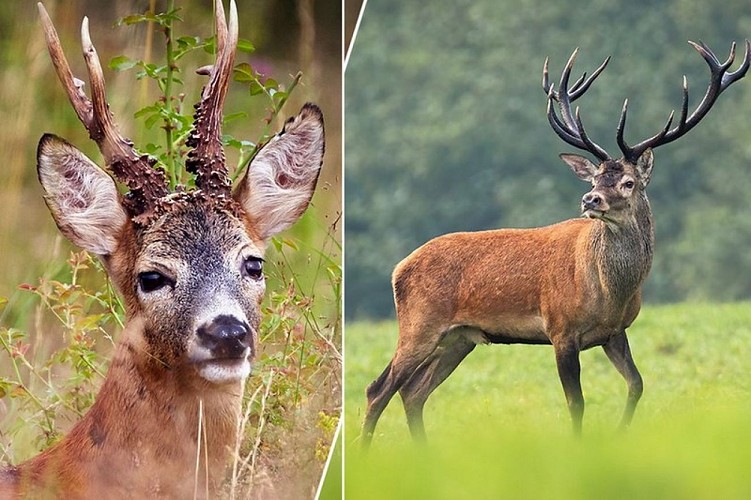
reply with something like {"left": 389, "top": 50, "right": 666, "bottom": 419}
{"left": 362, "top": 41, "right": 750, "bottom": 445}
{"left": 0, "top": 1, "right": 324, "bottom": 497}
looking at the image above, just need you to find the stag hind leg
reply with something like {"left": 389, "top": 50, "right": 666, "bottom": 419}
{"left": 361, "top": 323, "right": 447, "bottom": 448}
{"left": 398, "top": 328, "right": 478, "bottom": 441}
{"left": 603, "top": 330, "right": 643, "bottom": 429}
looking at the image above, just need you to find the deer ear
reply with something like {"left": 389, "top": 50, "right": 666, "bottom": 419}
{"left": 234, "top": 103, "right": 324, "bottom": 242}
{"left": 559, "top": 153, "right": 599, "bottom": 182}
{"left": 635, "top": 148, "right": 654, "bottom": 187}
{"left": 37, "top": 134, "right": 127, "bottom": 256}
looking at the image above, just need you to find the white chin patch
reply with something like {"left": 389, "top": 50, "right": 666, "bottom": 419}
{"left": 197, "top": 359, "right": 252, "bottom": 384}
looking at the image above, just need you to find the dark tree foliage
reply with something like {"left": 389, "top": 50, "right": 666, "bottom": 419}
{"left": 346, "top": 0, "right": 751, "bottom": 319}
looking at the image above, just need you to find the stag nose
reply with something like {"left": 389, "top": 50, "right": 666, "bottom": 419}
{"left": 197, "top": 315, "right": 252, "bottom": 359}
{"left": 582, "top": 192, "right": 602, "bottom": 211}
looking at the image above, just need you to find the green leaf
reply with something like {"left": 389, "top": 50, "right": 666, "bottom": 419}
{"left": 144, "top": 113, "right": 162, "bottom": 129}
{"left": 109, "top": 56, "right": 138, "bottom": 72}
{"left": 265, "top": 78, "right": 279, "bottom": 91}
{"left": 224, "top": 136, "right": 244, "bottom": 150}
{"left": 233, "top": 63, "right": 256, "bottom": 83}
{"left": 134, "top": 104, "right": 161, "bottom": 118}
{"left": 224, "top": 112, "right": 248, "bottom": 123}
{"left": 249, "top": 81, "right": 264, "bottom": 96}
{"left": 143, "top": 143, "right": 162, "bottom": 154}
{"left": 176, "top": 36, "right": 199, "bottom": 50}
{"left": 237, "top": 39, "right": 255, "bottom": 53}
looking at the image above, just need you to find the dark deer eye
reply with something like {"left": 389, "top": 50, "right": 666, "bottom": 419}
{"left": 623, "top": 180, "right": 635, "bottom": 189}
{"left": 242, "top": 257, "right": 264, "bottom": 280}
{"left": 138, "top": 271, "right": 173, "bottom": 293}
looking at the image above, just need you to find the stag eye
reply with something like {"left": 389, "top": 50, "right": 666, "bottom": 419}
{"left": 623, "top": 180, "right": 635, "bottom": 190}
{"left": 138, "top": 271, "right": 174, "bottom": 293}
{"left": 242, "top": 257, "right": 264, "bottom": 280}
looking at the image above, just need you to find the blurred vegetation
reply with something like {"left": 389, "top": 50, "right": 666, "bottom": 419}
{"left": 345, "top": 303, "right": 751, "bottom": 498}
{"left": 0, "top": 1, "right": 340, "bottom": 498}
{"left": 345, "top": 0, "right": 751, "bottom": 319}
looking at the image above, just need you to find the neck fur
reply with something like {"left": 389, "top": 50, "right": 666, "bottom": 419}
{"left": 590, "top": 191, "right": 654, "bottom": 304}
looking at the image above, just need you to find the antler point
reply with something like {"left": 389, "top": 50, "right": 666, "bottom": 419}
{"left": 81, "top": 16, "right": 93, "bottom": 49}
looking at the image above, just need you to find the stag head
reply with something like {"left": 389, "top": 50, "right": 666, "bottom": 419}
{"left": 543, "top": 41, "right": 750, "bottom": 224}
{"left": 36, "top": 1, "right": 325, "bottom": 385}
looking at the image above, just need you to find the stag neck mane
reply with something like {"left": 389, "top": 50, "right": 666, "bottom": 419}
{"left": 587, "top": 189, "right": 654, "bottom": 304}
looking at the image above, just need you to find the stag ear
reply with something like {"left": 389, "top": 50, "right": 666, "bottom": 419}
{"left": 37, "top": 134, "right": 127, "bottom": 255}
{"left": 635, "top": 148, "right": 654, "bottom": 187}
{"left": 559, "top": 153, "right": 599, "bottom": 182}
{"left": 234, "top": 103, "right": 324, "bottom": 242}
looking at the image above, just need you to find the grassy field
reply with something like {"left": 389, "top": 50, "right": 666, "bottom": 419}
{"left": 344, "top": 303, "right": 751, "bottom": 499}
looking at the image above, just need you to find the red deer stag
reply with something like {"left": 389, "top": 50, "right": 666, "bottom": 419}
{"left": 0, "top": 1, "right": 324, "bottom": 497}
{"left": 362, "top": 41, "right": 750, "bottom": 445}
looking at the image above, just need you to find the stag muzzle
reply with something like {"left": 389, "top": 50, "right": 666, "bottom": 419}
{"left": 581, "top": 190, "right": 609, "bottom": 218}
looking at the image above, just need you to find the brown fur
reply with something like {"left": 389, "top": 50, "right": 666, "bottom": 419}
{"left": 3, "top": 321, "right": 242, "bottom": 499}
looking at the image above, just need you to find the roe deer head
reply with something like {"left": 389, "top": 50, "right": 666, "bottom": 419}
{"left": 0, "top": 1, "right": 325, "bottom": 497}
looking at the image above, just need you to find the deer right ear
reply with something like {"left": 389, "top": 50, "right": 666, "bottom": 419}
{"left": 635, "top": 148, "right": 654, "bottom": 187}
{"left": 234, "top": 103, "right": 324, "bottom": 242}
{"left": 37, "top": 134, "right": 127, "bottom": 256}
{"left": 559, "top": 153, "right": 599, "bottom": 182}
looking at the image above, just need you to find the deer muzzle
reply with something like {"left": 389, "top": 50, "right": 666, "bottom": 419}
{"left": 190, "top": 314, "right": 254, "bottom": 383}
{"left": 581, "top": 190, "right": 610, "bottom": 218}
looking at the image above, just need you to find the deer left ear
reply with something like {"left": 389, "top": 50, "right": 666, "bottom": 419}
{"left": 234, "top": 103, "right": 325, "bottom": 242}
{"left": 635, "top": 148, "right": 654, "bottom": 187}
{"left": 37, "top": 134, "right": 127, "bottom": 256}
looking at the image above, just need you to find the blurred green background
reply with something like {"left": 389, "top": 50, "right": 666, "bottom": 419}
{"left": 345, "top": 0, "right": 751, "bottom": 319}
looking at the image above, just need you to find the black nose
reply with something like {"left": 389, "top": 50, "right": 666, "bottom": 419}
{"left": 582, "top": 192, "right": 602, "bottom": 211}
{"left": 197, "top": 315, "right": 251, "bottom": 358}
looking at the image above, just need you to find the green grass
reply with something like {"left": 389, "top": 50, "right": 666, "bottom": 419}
{"left": 344, "top": 303, "right": 751, "bottom": 499}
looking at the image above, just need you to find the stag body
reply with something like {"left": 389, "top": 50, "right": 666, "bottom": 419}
{"left": 1, "top": 2, "right": 325, "bottom": 497}
{"left": 363, "top": 41, "right": 749, "bottom": 444}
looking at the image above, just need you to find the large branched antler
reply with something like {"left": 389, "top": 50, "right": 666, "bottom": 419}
{"left": 37, "top": 2, "right": 169, "bottom": 217}
{"left": 543, "top": 49, "right": 612, "bottom": 161}
{"left": 544, "top": 42, "right": 751, "bottom": 164}
{"left": 617, "top": 40, "right": 751, "bottom": 163}
{"left": 185, "top": 0, "right": 239, "bottom": 197}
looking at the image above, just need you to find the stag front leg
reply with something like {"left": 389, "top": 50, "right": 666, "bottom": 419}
{"left": 554, "top": 341, "right": 584, "bottom": 435}
{"left": 603, "top": 330, "right": 643, "bottom": 429}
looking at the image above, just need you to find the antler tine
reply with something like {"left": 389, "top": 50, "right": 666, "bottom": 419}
{"left": 544, "top": 48, "right": 612, "bottom": 161}
{"left": 186, "top": 0, "right": 239, "bottom": 196}
{"left": 620, "top": 40, "right": 751, "bottom": 162}
{"left": 544, "top": 53, "right": 610, "bottom": 102}
{"left": 574, "top": 107, "right": 610, "bottom": 161}
{"left": 557, "top": 48, "right": 579, "bottom": 130}
{"left": 546, "top": 90, "right": 587, "bottom": 149}
{"left": 617, "top": 98, "right": 675, "bottom": 159}
{"left": 38, "top": 3, "right": 92, "bottom": 128}
{"left": 38, "top": 3, "right": 168, "bottom": 216}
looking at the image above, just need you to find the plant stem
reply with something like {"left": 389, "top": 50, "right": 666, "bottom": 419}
{"left": 232, "top": 72, "right": 304, "bottom": 181}
{"left": 164, "top": 0, "right": 177, "bottom": 189}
